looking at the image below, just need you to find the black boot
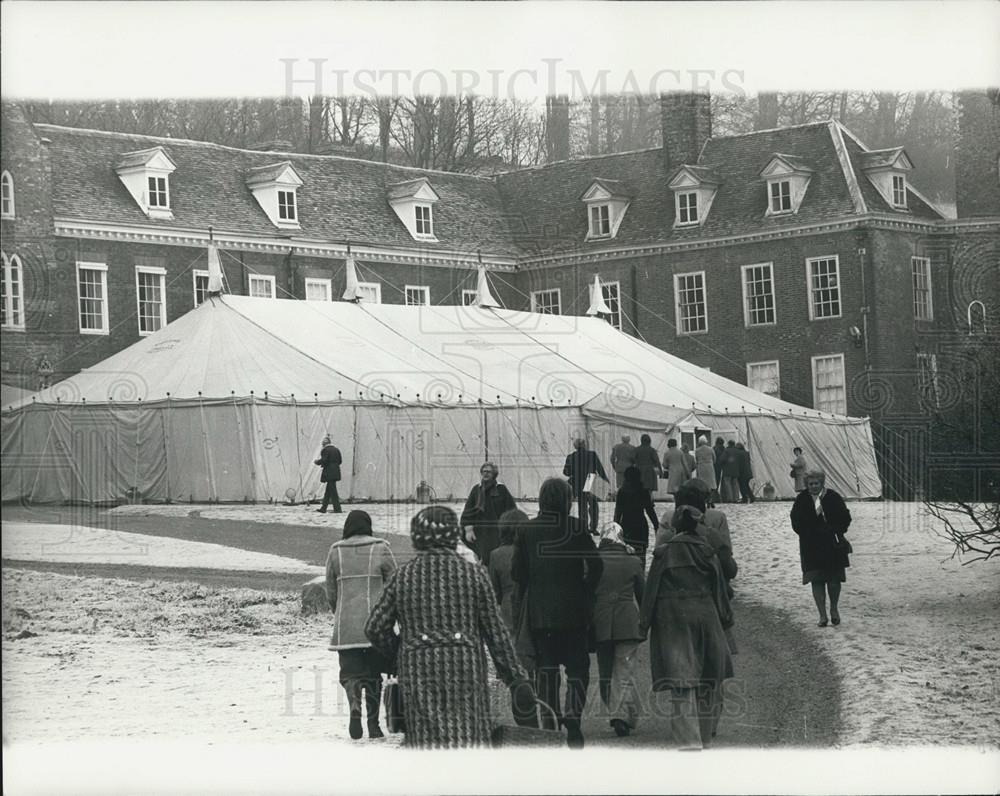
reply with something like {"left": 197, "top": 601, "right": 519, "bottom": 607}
{"left": 348, "top": 710, "right": 363, "bottom": 740}
{"left": 365, "top": 683, "right": 384, "bottom": 739}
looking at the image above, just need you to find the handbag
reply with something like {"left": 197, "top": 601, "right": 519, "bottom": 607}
{"left": 832, "top": 532, "right": 853, "bottom": 554}
{"left": 383, "top": 676, "right": 405, "bottom": 734}
{"left": 490, "top": 699, "right": 565, "bottom": 747}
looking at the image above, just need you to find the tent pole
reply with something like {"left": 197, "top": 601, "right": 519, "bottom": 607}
{"left": 293, "top": 397, "right": 305, "bottom": 503}
{"left": 160, "top": 403, "right": 171, "bottom": 503}
{"left": 483, "top": 406, "right": 489, "bottom": 463}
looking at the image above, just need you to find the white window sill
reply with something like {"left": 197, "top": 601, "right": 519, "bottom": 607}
{"left": 0, "top": 214, "right": 14, "bottom": 221}
{"left": 412, "top": 234, "right": 439, "bottom": 243}
{"left": 276, "top": 220, "right": 301, "bottom": 229}
{"left": 585, "top": 233, "right": 613, "bottom": 242}
{"left": 673, "top": 219, "right": 701, "bottom": 228}
{"left": 145, "top": 208, "right": 174, "bottom": 220}
{"left": 808, "top": 314, "right": 843, "bottom": 322}
{"left": 676, "top": 329, "right": 709, "bottom": 337}
{"left": 745, "top": 321, "right": 778, "bottom": 329}
{"left": 79, "top": 328, "right": 109, "bottom": 336}
{"left": 1, "top": 324, "right": 27, "bottom": 332}
{"left": 765, "top": 209, "right": 795, "bottom": 217}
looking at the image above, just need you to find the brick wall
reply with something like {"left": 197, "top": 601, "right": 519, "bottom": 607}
{"left": 0, "top": 105, "right": 58, "bottom": 390}
{"left": 522, "top": 229, "right": 886, "bottom": 414}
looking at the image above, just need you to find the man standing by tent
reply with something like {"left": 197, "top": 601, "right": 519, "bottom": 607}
{"left": 564, "top": 438, "right": 609, "bottom": 535}
{"left": 736, "top": 442, "right": 755, "bottom": 504}
{"left": 460, "top": 462, "right": 517, "bottom": 566}
{"left": 315, "top": 435, "right": 343, "bottom": 513}
{"left": 610, "top": 435, "right": 637, "bottom": 496}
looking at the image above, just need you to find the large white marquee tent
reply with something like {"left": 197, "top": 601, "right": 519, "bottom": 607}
{"left": 1, "top": 295, "right": 882, "bottom": 503}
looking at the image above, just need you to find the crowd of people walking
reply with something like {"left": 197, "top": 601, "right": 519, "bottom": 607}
{"left": 318, "top": 432, "right": 849, "bottom": 750}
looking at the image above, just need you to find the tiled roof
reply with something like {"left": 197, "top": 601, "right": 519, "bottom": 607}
{"left": 496, "top": 122, "right": 866, "bottom": 255}
{"left": 37, "top": 118, "right": 944, "bottom": 262}
{"left": 245, "top": 161, "right": 299, "bottom": 187}
{"left": 38, "top": 125, "right": 520, "bottom": 257}
{"left": 582, "top": 178, "right": 632, "bottom": 199}
{"left": 386, "top": 177, "right": 438, "bottom": 201}
{"left": 114, "top": 146, "right": 174, "bottom": 170}
{"left": 668, "top": 165, "right": 722, "bottom": 185}
{"left": 858, "top": 147, "right": 908, "bottom": 170}
{"left": 763, "top": 153, "right": 815, "bottom": 173}
{"left": 841, "top": 136, "right": 942, "bottom": 220}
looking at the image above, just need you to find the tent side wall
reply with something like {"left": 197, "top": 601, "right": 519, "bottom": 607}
{"left": 2, "top": 403, "right": 589, "bottom": 504}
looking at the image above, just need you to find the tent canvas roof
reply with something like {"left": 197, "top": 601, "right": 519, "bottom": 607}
{"left": 7, "top": 296, "right": 864, "bottom": 422}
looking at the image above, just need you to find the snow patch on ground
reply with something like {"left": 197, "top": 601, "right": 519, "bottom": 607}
{"left": 1, "top": 523, "right": 322, "bottom": 575}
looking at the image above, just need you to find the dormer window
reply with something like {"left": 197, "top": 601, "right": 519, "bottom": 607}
{"left": 769, "top": 180, "right": 791, "bottom": 213}
{"left": 892, "top": 174, "right": 907, "bottom": 208}
{"left": 148, "top": 176, "right": 169, "bottom": 209}
{"left": 246, "top": 161, "right": 303, "bottom": 229}
{"left": 676, "top": 192, "right": 698, "bottom": 225}
{"left": 415, "top": 204, "right": 433, "bottom": 237}
{"left": 859, "top": 147, "right": 913, "bottom": 212}
{"left": 580, "top": 180, "right": 631, "bottom": 241}
{"left": 668, "top": 166, "right": 720, "bottom": 227}
{"left": 278, "top": 189, "right": 297, "bottom": 222}
{"left": 388, "top": 179, "right": 440, "bottom": 242}
{"left": 589, "top": 204, "right": 611, "bottom": 237}
{"left": 759, "top": 155, "right": 813, "bottom": 217}
{"left": 115, "top": 146, "right": 177, "bottom": 220}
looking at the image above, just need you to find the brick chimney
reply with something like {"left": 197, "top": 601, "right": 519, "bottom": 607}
{"left": 660, "top": 92, "right": 712, "bottom": 168}
{"left": 545, "top": 95, "right": 570, "bottom": 162}
{"left": 955, "top": 89, "right": 1000, "bottom": 218}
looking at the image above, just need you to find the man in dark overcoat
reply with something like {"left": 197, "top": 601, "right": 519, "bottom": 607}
{"left": 315, "top": 435, "right": 343, "bottom": 513}
{"left": 512, "top": 478, "right": 604, "bottom": 749}
{"left": 563, "top": 437, "right": 609, "bottom": 535}
{"left": 459, "top": 461, "right": 517, "bottom": 566}
{"left": 610, "top": 435, "right": 637, "bottom": 495}
{"left": 735, "top": 442, "right": 755, "bottom": 503}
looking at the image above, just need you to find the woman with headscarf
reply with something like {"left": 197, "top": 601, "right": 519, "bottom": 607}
{"left": 613, "top": 465, "right": 659, "bottom": 563}
{"left": 790, "top": 469, "right": 852, "bottom": 627}
{"left": 324, "top": 510, "right": 397, "bottom": 739}
{"left": 593, "top": 521, "right": 645, "bottom": 737}
{"left": 364, "top": 506, "right": 534, "bottom": 748}
{"left": 633, "top": 433, "right": 663, "bottom": 496}
{"left": 640, "top": 484, "right": 735, "bottom": 749}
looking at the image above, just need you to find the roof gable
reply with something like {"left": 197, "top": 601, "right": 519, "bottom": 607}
{"left": 245, "top": 161, "right": 303, "bottom": 188}
{"left": 759, "top": 153, "right": 815, "bottom": 178}
{"left": 387, "top": 178, "right": 440, "bottom": 202}
{"left": 859, "top": 147, "right": 913, "bottom": 172}
{"left": 579, "top": 178, "right": 631, "bottom": 202}
{"left": 668, "top": 165, "right": 721, "bottom": 189}
{"left": 115, "top": 146, "right": 176, "bottom": 172}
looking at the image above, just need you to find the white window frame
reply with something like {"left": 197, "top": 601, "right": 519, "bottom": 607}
{"left": 193, "top": 269, "right": 210, "bottom": 306}
{"left": 589, "top": 204, "right": 611, "bottom": 237}
{"left": 356, "top": 282, "right": 382, "bottom": 304}
{"left": 811, "top": 353, "right": 847, "bottom": 415}
{"left": 404, "top": 285, "right": 430, "bottom": 306}
{"left": 248, "top": 274, "right": 276, "bottom": 299}
{"left": 769, "top": 179, "right": 792, "bottom": 213}
{"left": 304, "top": 277, "right": 332, "bottom": 302}
{"left": 911, "top": 256, "right": 933, "bottom": 321}
{"left": 674, "top": 271, "right": 708, "bottom": 336}
{"left": 1, "top": 171, "right": 14, "bottom": 219}
{"left": 147, "top": 175, "right": 170, "bottom": 209}
{"left": 530, "top": 288, "right": 561, "bottom": 315}
{"left": 1, "top": 253, "right": 25, "bottom": 330}
{"left": 741, "top": 262, "right": 777, "bottom": 327}
{"left": 414, "top": 204, "right": 434, "bottom": 238}
{"left": 891, "top": 174, "right": 908, "bottom": 209}
{"left": 601, "top": 280, "right": 622, "bottom": 330}
{"left": 806, "top": 255, "right": 842, "bottom": 321}
{"left": 277, "top": 189, "right": 297, "bottom": 222}
{"left": 675, "top": 191, "right": 699, "bottom": 226}
{"left": 76, "top": 261, "right": 109, "bottom": 335}
{"left": 461, "top": 289, "right": 478, "bottom": 306}
{"left": 917, "top": 353, "right": 941, "bottom": 409}
{"left": 746, "top": 359, "right": 781, "bottom": 398}
{"left": 135, "top": 265, "right": 167, "bottom": 336}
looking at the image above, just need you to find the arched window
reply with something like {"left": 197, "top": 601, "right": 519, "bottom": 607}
{"left": 0, "top": 172, "right": 13, "bottom": 219}
{"left": 1, "top": 252, "right": 25, "bottom": 328}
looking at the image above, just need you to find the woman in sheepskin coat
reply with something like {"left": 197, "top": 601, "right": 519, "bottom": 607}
{"left": 325, "top": 510, "right": 397, "bottom": 739}
{"left": 365, "top": 506, "right": 532, "bottom": 749}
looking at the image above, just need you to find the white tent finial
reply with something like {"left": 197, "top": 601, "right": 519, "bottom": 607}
{"left": 475, "top": 265, "right": 500, "bottom": 308}
{"left": 206, "top": 242, "right": 224, "bottom": 294}
{"left": 586, "top": 274, "right": 611, "bottom": 316}
{"left": 342, "top": 255, "right": 360, "bottom": 302}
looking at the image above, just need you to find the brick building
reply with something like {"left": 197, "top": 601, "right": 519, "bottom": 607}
{"left": 2, "top": 93, "right": 998, "bottom": 497}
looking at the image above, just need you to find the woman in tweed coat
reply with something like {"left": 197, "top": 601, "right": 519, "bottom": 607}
{"left": 365, "top": 506, "right": 533, "bottom": 749}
